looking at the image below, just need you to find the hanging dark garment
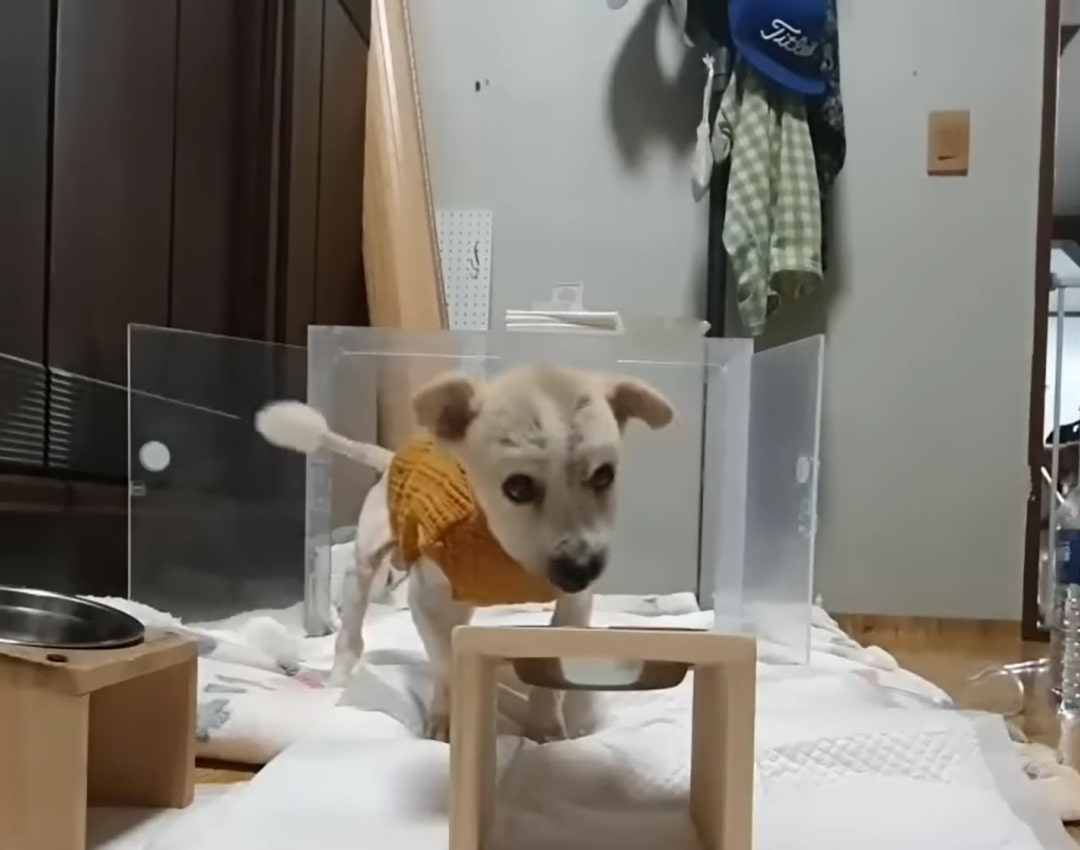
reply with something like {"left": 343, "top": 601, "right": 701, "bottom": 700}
{"left": 693, "top": 1, "right": 733, "bottom": 337}
{"left": 705, "top": 102, "right": 732, "bottom": 338}
{"left": 706, "top": 0, "right": 845, "bottom": 336}
{"left": 807, "top": 0, "right": 846, "bottom": 273}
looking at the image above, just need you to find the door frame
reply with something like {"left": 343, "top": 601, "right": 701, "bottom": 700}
{"left": 1022, "top": 0, "right": 1063, "bottom": 640}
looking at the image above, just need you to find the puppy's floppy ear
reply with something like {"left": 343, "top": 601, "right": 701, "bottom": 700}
{"left": 606, "top": 376, "right": 674, "bottom": 429}
{"left": 412, "top": 372, "right": 480, "bottom": 441}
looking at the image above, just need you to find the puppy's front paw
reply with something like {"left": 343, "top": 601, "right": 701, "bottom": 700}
{"left": 328, "top": 655, "right": 359, "bottom": 688}
{"left": 525, "top": 714, "right": 568, "bottom": 743}
{"left": 525, "top": 692, "right": 568, "bottom": 743}
{"left": 425, "top": 710, "right": 451, "bottom": 742}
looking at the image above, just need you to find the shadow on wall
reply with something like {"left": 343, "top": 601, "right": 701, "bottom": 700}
{"left": 606, "top": 0, "right": 700, "bottom": 169}
{"left": 736, "top": 183, "right": 851, "bottom": 351}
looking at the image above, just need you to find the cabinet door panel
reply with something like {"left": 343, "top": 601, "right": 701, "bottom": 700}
{"left": 49, "top": 0, "right": 177, "bottom": 478}
{"left": 0, "top": 477, "right": 127, "bottom": 597}
{"left": 171, "top": 0, "right": 279, "bottom": 339}
{"left": 0, "top": 1, "right": 51, "bottom": 470}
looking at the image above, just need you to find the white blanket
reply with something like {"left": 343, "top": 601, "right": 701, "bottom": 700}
{"left": 88, "top": 595, "right": 1074, "bottom": 850}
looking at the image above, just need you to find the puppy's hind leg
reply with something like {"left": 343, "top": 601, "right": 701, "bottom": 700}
{"left": 408, "top": 563, "right": 474, "bottom": 742}
{"left": 329, "top": 476, "right": 394, "bottom": 687}
{"left": 329, "top": 543, "right": 391, "bottom": 686}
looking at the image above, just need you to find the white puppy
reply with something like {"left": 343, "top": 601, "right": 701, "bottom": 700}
{"left": 256, "top": 365, "right": 673, "bottom": 741}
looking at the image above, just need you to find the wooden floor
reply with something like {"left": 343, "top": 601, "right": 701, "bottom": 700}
{"left": 194, "top": 761, "right": 257, "bottom": 785}
{"left": 191, "top": 617, "right": 1077, "bottom": 842}
{"left": 837, "top": 617, "right": 1055, "bottom": 739}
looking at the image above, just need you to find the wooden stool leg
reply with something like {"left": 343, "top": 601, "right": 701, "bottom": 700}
{"left": 0, "top": 676, "right": 89, "bottom": 850}
{"left": 449, "top": 652, "right": 497, "bottom": 850}
{"left": 690, "top": 659, "right": 755, "bottom": 850}
{"left": 87, "top": 656, "right": 196, "bottom": 808}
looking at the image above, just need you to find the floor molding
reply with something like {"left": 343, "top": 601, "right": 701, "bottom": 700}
{"left": 832, "top": 614, "right": 1022, "bottom": 647}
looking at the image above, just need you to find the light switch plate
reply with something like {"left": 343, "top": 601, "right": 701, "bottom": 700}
{"left": 927, "top": 110, "right": 970, "bottom": 176}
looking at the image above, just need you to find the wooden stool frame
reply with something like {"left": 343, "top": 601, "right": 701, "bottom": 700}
{"left": 448, "top": 626, "right": 755, "bottom": 850}
{"left": 0, "top": 631, "right": 197, "bottom": 850}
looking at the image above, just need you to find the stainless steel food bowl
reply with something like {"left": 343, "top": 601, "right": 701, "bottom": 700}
{"left": 0, "top": 586, "right": 144, "bottom": 650}
{"left": 513, "top": 657, "right": 690, "bottom": 691}
{"left": 508, "top": 625, "right": 698, "bottom": 691}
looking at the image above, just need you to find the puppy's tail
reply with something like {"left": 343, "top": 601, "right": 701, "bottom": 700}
{"left": 254, "top": 400, "right": 394, "bottom": 473}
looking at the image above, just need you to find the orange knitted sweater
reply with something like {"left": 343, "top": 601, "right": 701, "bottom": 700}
{"left": 386, "top": 436, "right": 558, "bottom": 606}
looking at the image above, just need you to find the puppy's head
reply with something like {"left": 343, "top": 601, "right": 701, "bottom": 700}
{"left": 413, "top": 366, "right": 673, "bottom": 594}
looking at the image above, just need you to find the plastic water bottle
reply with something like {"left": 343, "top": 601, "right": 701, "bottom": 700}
{"left": 1053, "top": 497, "right": 1080, "bottom": 695}
{"left": 1054, "top": 497, "right": 1080, "bottom": 765}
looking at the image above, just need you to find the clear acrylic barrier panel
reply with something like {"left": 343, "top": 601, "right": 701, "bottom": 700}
{"left": 128, "top": 326, "right": 307, "bottom": 624}
{"left": 128, "top": 324, "right": 822, "bottom": 655}
{"left": 716, "top": 336, "right": 824, "bottom": 658}
{"left": 305, "top": 328, "right": 823, "bottom": 661}
{"left": 304, "top": 329, "right": 725, "bottom": 632}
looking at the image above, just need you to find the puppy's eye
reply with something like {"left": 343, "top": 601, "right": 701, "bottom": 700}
{"left": 589, "top": 463, "right": 615, "bottom": 492}
{"left": 502, "top": 474, "right": 541, "bottom": 505}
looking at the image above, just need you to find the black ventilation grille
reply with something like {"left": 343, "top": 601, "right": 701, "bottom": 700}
{"left": 0, "top": 354, "right": 47, "bottom": 468}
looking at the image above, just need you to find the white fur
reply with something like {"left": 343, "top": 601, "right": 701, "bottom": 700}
{"left": 255, "top": 367, "right": 672, "bottom": 742}
{"left": 255, "top": 401, "right": 394, "bottom": 471}
{"left": 256, "top": 400, "right": 329, "bottom": 453}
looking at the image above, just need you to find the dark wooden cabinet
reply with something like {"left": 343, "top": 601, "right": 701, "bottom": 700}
{"left": 0, "top": 1, "right": 51, "bottom": 472}
{"left": 49, "top": 0, "right": 178, "bottom": 482}
{"left": 0, "top": 0, "right": 370, "bottom": 598}
{"left": 279, "top": 0, "right": 371, "bottom": 344}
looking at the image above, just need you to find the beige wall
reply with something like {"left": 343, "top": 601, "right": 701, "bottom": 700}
{"left": 411, "top": 0, "right": 1047, "bottom": 619}
{"left": 745, "top": 0, "right": 1045, "bottom": 618}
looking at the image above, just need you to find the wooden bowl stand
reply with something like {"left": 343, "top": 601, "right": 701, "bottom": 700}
{"left": 449, "top": 626, "right": 756, "bottom": 850}
{"left": 0, "top": 630, "right": 198, "bottom": 850}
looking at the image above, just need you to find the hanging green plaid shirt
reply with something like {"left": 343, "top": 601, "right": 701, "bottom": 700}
{"left": 717, "top": 67, "right": 822, "bottom": 336}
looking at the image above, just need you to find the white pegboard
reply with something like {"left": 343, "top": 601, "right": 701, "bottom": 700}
{"left": 436, "top": 209, "right": 493, "bottom": 331}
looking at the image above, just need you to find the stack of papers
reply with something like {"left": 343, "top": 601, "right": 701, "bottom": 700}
{"left": 504, "top": 309, "right": 624, "bottom": 333}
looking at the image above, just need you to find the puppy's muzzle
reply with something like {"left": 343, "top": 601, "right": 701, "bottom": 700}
{"left": 548, "top": 553, "right": 606, "bottom": 594}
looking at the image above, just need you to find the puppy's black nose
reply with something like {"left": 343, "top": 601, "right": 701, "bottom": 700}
{"left": 548, "top": 553, "right": 606, "bottom": 593}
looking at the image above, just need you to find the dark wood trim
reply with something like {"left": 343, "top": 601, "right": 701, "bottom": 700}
{"left": 0, "top": 474, "right": 65, "bottom": 512}
{"left": 264, "top": 0, "right": 287, "bottom": 337}
{"left": 1023, "top": 0, "right": 1061, "bottom": 641}
{"left": 66, "top": 480, "right": 127, "bottom": 514}
{"left": 0, "top": 475, "right": 269, "bottom": 519}
{"left": 244, "top": 0, "right": 283, "bottom": 342}
{"left": 0, "top": 474, "right": 125, "bottom": 514}
{"left": 271, "top": 0, "right": 293, "bottom": 344}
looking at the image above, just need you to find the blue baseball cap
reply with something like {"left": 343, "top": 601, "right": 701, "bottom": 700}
{"left": 729, "top": 0, "right": 827, "bottom": 96}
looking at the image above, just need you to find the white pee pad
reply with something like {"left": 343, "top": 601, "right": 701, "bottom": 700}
{"left": 88, "top": 592, "right": 710, "bottom": 764}
{"left": 87, "top": 595, "right": 1073, "bottom": 850}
